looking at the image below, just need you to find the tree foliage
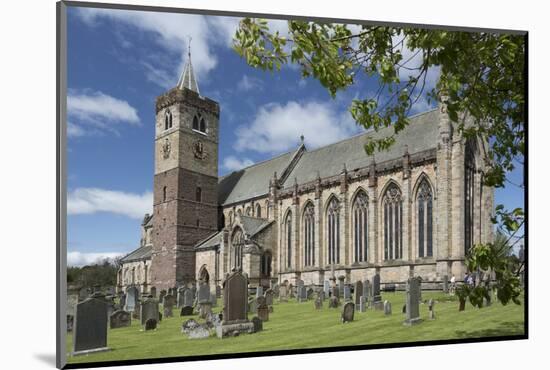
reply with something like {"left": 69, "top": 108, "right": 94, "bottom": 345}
{"left": 233, "top": 19, "right": 525, "bottom": 306}
{"left": 67, "top": 258, "right": 119, "bottom": 288}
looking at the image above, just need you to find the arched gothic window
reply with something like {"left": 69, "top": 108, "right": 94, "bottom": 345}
{"left": 199, "top": 117, "right": 206, "bottom": 133}
{"left": 231, "top": 228, "right": 244, "bottom": 270}
{"left": 260, "top": 251, "right": 272, "bottom": 277}
{"left": 303, "top": 203, "right": 315, "bottom": 266}
{"left": 164, "top": 110, "right": 173, "bottom": 130}
{"left": 245, "top": 206, "right": 251, "bottom": 216}
{"left": 192, "top": 115, "right": 199, "bottom": 130}
{"left": 256, "top": 203, "right": 262, "bottom": 218}
{"left": 417, "top": 179, "right": 433, "bottom": 258}
{"left": 383, "top": 183, "right": 403, "bottom": 260}
{"left": 237, "top": 209, "right": 242, "bottom": 217}
{"left": 327, "top": 197, "right": 340, "bottom": 264}
{"left": 464, "top": 140, "right": 476, "bottom": 255}
{"left": 353, "top": 191, "right": 368, "bottom": 263}
{"left": 228, "top": 211, "right": 233, "bottom": 226}
{"left": 284, "top": 211, "right": 292, "bottom": 269}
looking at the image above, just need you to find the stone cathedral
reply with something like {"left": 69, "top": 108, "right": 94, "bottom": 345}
{"left": 117, "top": 54, "right": 494, "bottom": 293}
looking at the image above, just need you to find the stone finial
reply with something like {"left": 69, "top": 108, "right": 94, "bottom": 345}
{"left": 300, "top": 134, "right": 305, "bottom": 143}
{"left": 340, "top": 163, "right": 348, "bottom": 193}
{"left": 402, "top": 145, "right": 411, "bottom": 179}
{"left": 315, "top": 171, "right": 322, "bottom": 199}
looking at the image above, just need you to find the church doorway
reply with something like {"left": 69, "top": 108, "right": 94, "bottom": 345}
{"left": 198, "top": 265, "right": 210, "bottom": 284}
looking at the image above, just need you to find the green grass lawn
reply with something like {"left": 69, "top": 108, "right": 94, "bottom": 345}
{"left": 67, "top": 291, "right": 525, "bottom": 365}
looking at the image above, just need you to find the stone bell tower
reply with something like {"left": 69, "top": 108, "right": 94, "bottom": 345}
{"left": 150, "top": 46, "right": 220, "bottom": 290}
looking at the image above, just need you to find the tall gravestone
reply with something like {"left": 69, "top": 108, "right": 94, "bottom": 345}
{"left": 140, "top": 297, "right": 160, "bottom": 329}
{"left": 163, "top": 294, "right": 175, "bottom": 317}
{"left": 177, "top": 288, "right": 186, "bottom": 308}
{"left": 338, "top": 276, "right": 345, "bottom": 298}
{"left": 256, "top": 286, "right": 263, "bottom": 298}
{"left": 72, "top": 297, "right": 109, "bottom": 355}
{"left": 442, "top": 275, "right": 449, "bottom": 293}
{"left": 363, "top": 280, "right": 371, "bottom": 303}
{"left": 198, "top": 283, "right": 212, "bottom": 319}
{"left": 183, "top": 289, "right": 194, "bottom": 307}
{"left": 404, "top": 277, "right": 422, "bottom": 325}
{"left": 150, "top": 286, "right": 157, "bottom": 298}
{"left": 279, "top": 285, "right": 288, "bottom": 302}
{"left": 264, "top": 289, "right": 274, "bottom": 306}
{"left": 217, "top": 271, "right": 254, "bottom": 338}
{"left": 159, "top": 290, "right": 167, "bottom": 304}
{"left": 125, "top": 286, "right": 139, "bottom": 313}
{"left": 372, "top": 274, "right": 381, "bottom": 302}
{"left": 110, "top": 310, "right": 131, "bottom": 329}
{"left": 354, "top": 281, "right": 363, "bottom": 308}
{"left": 343, "top": 286, "right": 351, "bottom": 301}
{"left": 341, "top": 302, "right": 355, "bottom": 323}
{"left": 324, "top": 280, "right": 330, "bottom": 298}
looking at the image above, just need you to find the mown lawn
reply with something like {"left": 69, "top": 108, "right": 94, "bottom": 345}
{"left": 66, "top": 291, "right": 525, "bottom": 365}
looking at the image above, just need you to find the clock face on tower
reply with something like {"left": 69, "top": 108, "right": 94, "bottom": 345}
{"left": 193, "top": 140, "right": 207, "bottom": 160}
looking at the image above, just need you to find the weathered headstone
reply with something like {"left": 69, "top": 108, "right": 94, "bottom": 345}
{"left": 288, "top": 284, "right": 294, "bottom": 298}
{"left": 404, "top": 277, "right": 422, "bottom": 325}
{"left": 217, "top": 271, "right": 254, "bottom": 338}
{"left": 359, "top": 296, "right": 367, "bottom": 312}
{"left": 110, "top": 310, "right": 131, "bottom": 329}
{"left": 343, "top": 285, "right": 351, "bottom": 301}
{"left": 183, "top": 289, "right": 194, "bottom": 307}
{"left": 125, "top": 286, "right": 139, "bottom": 312}
{"left": 318, "top": 291, "right": 325, "bottom": 302}
{"left": 163, "top": 294, "right": 175, "bottom": 307}
{"left": 140, "top": 298, "right": 160, "bottom": 329}
{"left": 252, "top": 316, "right": 263, "bottom": 332}
{"left": 132, "top": 300, "right": 141, "bottom": 319}
{"left": 78, "top": 287, "right": 89, "bottom": 302}
{"left": 329, "top": 296, "right": 340, "bottom": 308}
{"left": 354, "top": 281, "right": 363, "bottom": 307}
{"left": 118, "top": 293, "right": 126, "bottom": 310}
{"left": 248, "top": 297, "right": 258, "bottom": 313}
{"left": 188, "top": 325, "right": 210, "bottom": 339}
{"left": 331, "top": 286, "right": 339, "bottom": 300}
{"left": 181, "top": 318, "right": 200, "bottom": 333}
{"left": 341, "top": 301, "right": 355, "bottom": 323}
{"left": 279, "top": 285, "right": 288, "bottom": 302}
{"left": 264, "top": 289, "right": 274, "bottom": 306}
{"left": 72, "top": 298, "right": 109, "bottom": 355}
{"left": 198, "top": 284, "right": 211, "bottom": 304}
{"left": 297, "top": 286, "right": 307, "bottom": 302}
{"left": 256, "top": 286, "right": 263, "bottom": 298}
{"left": 159, "top": 289, "right": 167, "bottom": 304}
{"left": 383, "top": 300, "right": 392, "bottom": 315}
{"left": 211, "top": 292, "right": 217, "bottom": 307}
{"left": 150, "top": 286, "right": 157, "bottom": 298}
{"left": 372, "top": 274, "right": 381, "bottom": 303}
{"left": 324, "top": 280, "right": 330, "bottom": 298}
{"left": 307, "top": 287, "right": 314, "bottom": 300}
{"left": 257, "top": 303, "right": 269, "bottom": 322}
{"left": 198, "top": 302, "right": 212, "bottom": 319}
{"left": 428, "top": 299, "right": 435, "bottom": 319}
{"left": 177, "top": 288, "right": 186, "bottom": 308}
{"left": 338, "top": 276, "right": 345, "bottom": 297}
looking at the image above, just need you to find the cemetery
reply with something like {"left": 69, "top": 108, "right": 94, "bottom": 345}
{"left": 66, "top": 277, "right": 524, "bottom": 365}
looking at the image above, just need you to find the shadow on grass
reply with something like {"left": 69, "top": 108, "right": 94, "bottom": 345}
{"left": 454, "top": 321, "right": 524, "bottom": 339}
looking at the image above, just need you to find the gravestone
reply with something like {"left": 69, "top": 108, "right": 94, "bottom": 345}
{"left": 252, "top": 316, "right": 263, "bottom": 332}
{"left": 248, "top": 297, "right": 258, "bottom": 314}
{"left": 145, "top": 318, "right": 157, "bottom": 331}
{"left": 297, "top": 286, "right": 307, "bottom": 302}
{"left": 164, "top": 305, "right": 173, "bottom": 318}
{"left": 183, "top": 289, "right": 194, "bottom": 307}
{"left": 180, "top": 305, "right": 194, "bottom": 316}
{"left": 198, "top": 302, "right": 212, "bottom": 319}
{"left": 318, "top": 291, "right": 325, "bottom": 302}
{"left": 297, "top": 279, "right": 304, "bottom": 288}
{"left": 324, "top": 280, "right": 330, "bottom": 298}
{"left": 159, "top": 290, "right": 167, "bottom": 304}
{"left": 150, "top": 286, "right": 157, "bottom": 298}
{"left": 329, "top": 296, "right": 340, "bottom": 308}
{"left": 140, "top": 297, "right": 160, "bottom": 328}
{"left": 125, "top": 286, "right": 139, "bottom": 312}
{"left": 211, "top": 292, "right": 217, "bottom": 307}
{"left": 331, "top": 286, "right": 339, "bottom": 300}
{"left": 257, "top": 303, "right": 269, "bottom": 322}
{"left": 359, "top": 296, "right": 367, "bottom": 312}
{"left": 354, "top": 281, "right": 363, "bottom": 308}
{"left": 216, "top": 285, "right": 222, "bottom": 298}
{"left": 119, "top": 293, "right": 126, "bottom": 310}
{"left": 343, "top": 285, "right": 351, "bottom": 301}
{"left": 72, "top": 297, "right": 109, "bottom": 355}
{"left": 182, "top": 319, "right": 200, "bottom": 333}
{"left": 363, "top": 280, "right": 371, "bottom": 303}
{"left": 279, "top": 285, "right": 288, "bottom": 302}
{"left": 177, "top": 288, "right": 186, "bottom": 308}
{"left": 198, "top": 284, "right": 211, "bottom": 304}
{"left": 428, "top": 299, "right": 435, "bottom": 320}
{"left": 372, "top": 274, "right": 381, "bottom": 303}
{"left": 404, "top": 277, "right": 422, "bottom": 325}
{"left": 288, "top": 284, "right": 294, "bottom": 298}
{"left": 384, "top": 300, "right": 392, "bottom": 315}
{"left": 132, "top": 300, "right": 141, "bottom": 319}
{"left": 264, "top": 289, "right": 274, "bottom": 306}
{"left": 256, "top": 286, "right": 263, "bottom": 298}
{"left": 217, "top": 271, "right": 254, "bottom": 338}
{"left": 314, "top": 296, "right": 323, "bottom": 310}
{"left": 78, "top": 287, "right": 89, "bottom": 302}
{"left": 163, "top": 294, "right": 175, "bottom": 307}
{"left": 418, "top": 278, "right": 423, "bottom": 303}
{"left": 338, "top": 276, "right": 345, "bottom": 297}
{"left": 307, "top": 287, "right": 314, "bottom": 300}
{"left": 110, "top": 310, "right": 131, "bottom": 329}
{"left": 341, "top": 301, "right": 355, "bottom": 323}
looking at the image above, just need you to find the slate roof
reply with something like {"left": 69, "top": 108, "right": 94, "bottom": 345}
{"left": 195, "top": 231, "right": 224, "bottom": 250}
{"left": 281, "top": 108, "right": 439, "bottom": 187}
{"left": 218, "top": 147, "right": 302, "bottom": 205}
{"left": 239, "top": 215, "right": 274, "bottom": 237}
{"left": 120, "top": 245, "right": 152, "bottom": 263}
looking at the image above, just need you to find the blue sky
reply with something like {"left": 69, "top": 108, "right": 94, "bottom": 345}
{"left": 66, "top": 6, "right": 524, "bottom": 266}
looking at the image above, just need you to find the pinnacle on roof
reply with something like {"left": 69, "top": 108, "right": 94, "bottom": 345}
{"left": 177, "top": 37, "right": 200, "bottom": 94}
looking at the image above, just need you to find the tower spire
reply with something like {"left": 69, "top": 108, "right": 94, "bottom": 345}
{"left": 177, "top": 36, "right": 200, "bottom": 94}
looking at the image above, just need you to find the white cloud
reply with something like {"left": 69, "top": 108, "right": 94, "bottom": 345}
{"left": 68, "top": 90, "right": 139, "bottom": 126}
{"left": 237, "top": 75, "right": 263, "bottom": 92}
{"left": 67, "top": 251, "right": 125, "bottom": 267}
{"left": 67, "top": 121, "right": 86, "bottom": 138}
{"left": 68, "top": 188, "right": 152, "bottom": 219}
{"left": 222, "top": 156, "right": 255, "bottom": 172}
{"left": 76, "top": 9, "right": 241, "bottom": 88}
{"left": 234, "top": 101, "right": 362, "bottom": 154}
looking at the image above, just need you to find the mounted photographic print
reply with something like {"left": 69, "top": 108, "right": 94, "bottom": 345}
{"left": 56, "top": 1, "right": 527, "bottom": 368}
